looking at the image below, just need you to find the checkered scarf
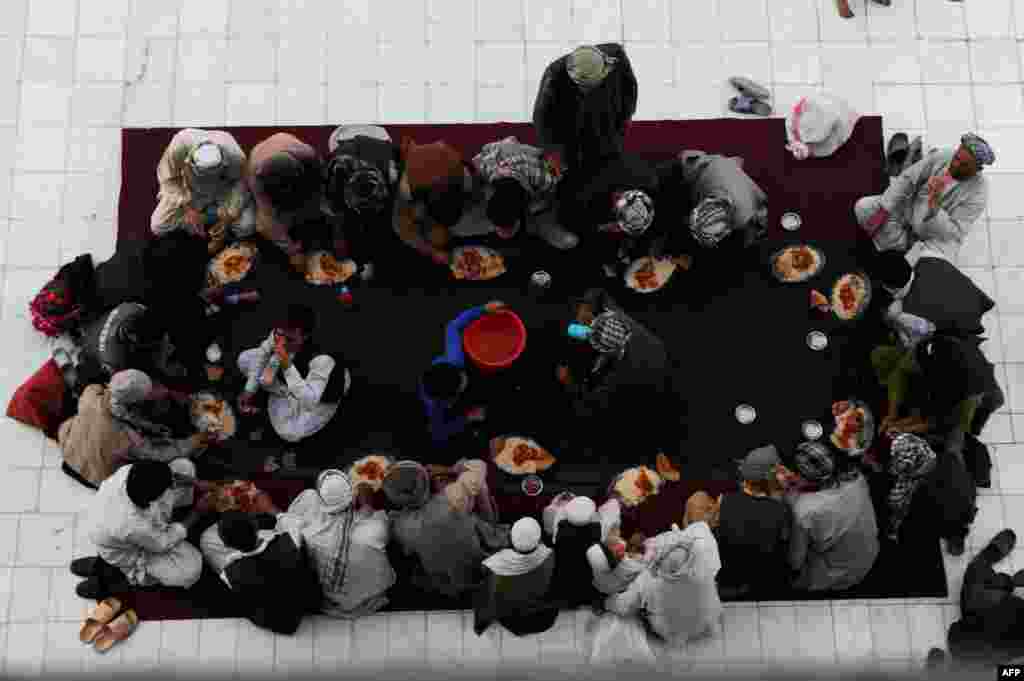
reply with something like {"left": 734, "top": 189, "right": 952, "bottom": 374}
{"left": 472, "top": 137, "right": 560, "bottom": 198}
{"left": 589, "top": 311, "right": 632, "bottom": 356}
{"left": 689, "top": 197, "right": 734, "bottom": 248}
{"left": 886, "top": 434, "right": 937, "bottom": 538}
{"left": 325, "top": 154, "right": 389, "bottom": 214}
{"left": 615, "top": 190, "right": 654, "bottom": 236}
{"left": 794, "top": 442, "right": 836, "bottom": 485}
{"left": 960, "top": 133, "right": 995, "bottom": 167}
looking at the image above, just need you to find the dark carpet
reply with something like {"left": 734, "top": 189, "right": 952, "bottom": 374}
{"left": 113, "top": 118, "right": 948, "bottom": 621}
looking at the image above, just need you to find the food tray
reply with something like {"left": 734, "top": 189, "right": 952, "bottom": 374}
{"left": 769, "top": 244, "right": 826, "bottom": 284}
{"left": 190, "top": 391, "right": 238, "bottom": 440}
{"left": 451, "top": 245, "right": 506, "bottom": 281}
{"left": 607, "top": 465, "right": 664, "bottom": 509}
{"left": 207, "top": 241, "right": 259, "bottom": 288}
{"left": 490, "top": 434, "right": 556, "bottom": 476}
{"left": 830, "top": 271, "right": 873, "bottom": 321}
{"left": 624, "top": 256, "right": 677, "bottom": 294}
{"left": 830, "top": 399, "right": 875, "bottom": 456}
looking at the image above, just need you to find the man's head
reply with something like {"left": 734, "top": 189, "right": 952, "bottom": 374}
{"left": 690, "top": 196, "right": 735, "bottom": 248}
{"left": 589, "top": 310, "right": 632, "bottom": 356}
{"left": 188, "top": 142, "right": 225, "bottom": 179}
{"left": 422, "top": 362, "right": 464, "bottom": 402}
{"left": 425, "top": 179, "right": 467, "bottom": 227}
{"left": 120, "top": 311, "right": 163, "bottom": 350}
{"left": 217, "top": 511, "right": 260, "bottom": 552}
{"left": 793, "top": 442, "right": 836, "bottom": 487}
{"left": 612, "top": 190, "right": 654, "bottom": 237}
{"left": 737, "top": 444, "right": 782, "bottom": 486}
{"left": 125, "top": 461, "right": 173, "bottom": 509}
{"left": 326, "top": 155, "right": 389, "bottom": 215}
{"left": 950, "top": 133, "right": 994, "bottom": 181}
{"left": 870, "top": 250, "right": 913, "bottom": 294}
{"left": 109, "top": 369, "right": 155, "bottom": 407}
{"left": 567, "top": 45, "right": 614, "bottom": 91}
{"left": 486, "top": 178, "right": 528, "bottom": 239}
{"left": 259, "top": 151, "right": 314, "bottom": 211}
{"left": 274, "top": 304, "right": 316, "bottom": 354}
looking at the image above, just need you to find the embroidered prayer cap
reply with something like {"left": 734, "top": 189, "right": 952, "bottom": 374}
{"left": 316, "top": 469, "right": 354, "bottom": 513}
{"left": 960, "top": 133, "right": 995, "bottom": 167}
{"left": 690, "top": 196, "right": 735, "bottom": 247}
{"left": 614, "top": 190, "right": 654, "bottom": 236}
{"left": 511, "top": 517, "right": 543, "bottom": 553}
{"left": 567, "top": 45, "right": 614, "bottom": 88}
{"left": 794, "top": 442, "right": 836, "bottom": 484}
{"left": 589, "top": 310, "right": 632, "bottom": 355}
{"left": 382, "top": 460, "right": 431, "bottom": 509}
{"left": 889, "top": 434, "right": 937, "bottom": 479}
{"left": 737, "top": 444, "right": 781, "bottom": 482}
{"left": 109, "top": 369, "right": 154, "bottom": 406}
{"left": 565, "top": 496, "right": 597, "bottom": 526}
{"left": 189, "top": 141, "right": 224, "bottom": 177}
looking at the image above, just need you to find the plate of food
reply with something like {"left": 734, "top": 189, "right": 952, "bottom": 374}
{"left": 831, "top": 272, "right": 872, "bottom": 321}
{"left": 451, "top": 246, "right": 506, "bottom": 281}
{"left": 608, "top": 466, "right": 664, "bottom": 508}
{"left": 204, "top": 480, "right": 261, "bottom": 513}
{"left": 207, "top": 241, "right": 258, "bottom": 288}
{"left": 348, "top": 454, "right": 393, "bottom": 492}
{"left": 191, "top": 392, "right": 237, "bottom": 440}
{"left": 624, "top": 257, "right": 677, "bottom": 293}
{"left": 655, "top": 452, "right": 681, "bottom": 482}
{"left": 771, "top": 244, "right": 826, "bottom": 283}
{"left": 491, "top": 435, "right": 557, "bottom": 476}
{"left": 830, "top": 399, "right": 875, "bottom": 454}
{"left": 305, "top": 251, "right": 357, "bottom": 286}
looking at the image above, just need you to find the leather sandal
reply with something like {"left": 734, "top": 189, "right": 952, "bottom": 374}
{"left": 93, "top": 609, "right": 139, "bottom": 653}
{"left": 80, "top": 597, "right": 123, "bottom": 644}
{"left": 728, "top": 77, "right": 771, "bottom": 102}
{"left": 728, "top": 96, "right": 772, "bottom": 117}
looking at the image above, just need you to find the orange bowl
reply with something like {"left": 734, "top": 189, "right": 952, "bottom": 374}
{"left": 463, "top": 310, "right": 527, "bottom": 373}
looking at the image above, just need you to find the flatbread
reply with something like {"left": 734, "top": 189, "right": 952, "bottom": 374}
{"left": 810, "top": 289, "right": 830, "bottom": 310}
{"left": 625, "top": 257, "right": 677, "bottom": 293}
{"left": 348, "top": 454, "right": 393, "bottom": 492}
{"left": 451, "top": 246, "right": 506, "bottom": 281}
{"left": 772, "top": 245, "right": 824, "bottom": 283}
{"left": 305, "top": 251, "right": 357, "bottom": 286}
{"left": 492, "top": 436, "right": 556, "bottom": 475}
{"left": 191, "top": 394, "right": 237, "bottom": 439}
{"left": 612, "top": 466, "right": 663, "bottom": 507}
{"left": 207, "top": 242, "right": 257, "bottom": 287}
{"left": 832, "top": 273, "right": 870, "bottom": 320}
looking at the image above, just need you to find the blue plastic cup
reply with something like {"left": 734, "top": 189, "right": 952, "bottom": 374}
{"left": 567, "top": 323, "right": 592, "bottom": 341}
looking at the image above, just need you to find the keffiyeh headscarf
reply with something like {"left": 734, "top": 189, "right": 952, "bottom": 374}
{"left": 960, "top": 133, "right": 995, "bottom": 168}
{"left": 794, "top": 442, "right": 836, "bottom": 486}
{"left": 567, "top": 46, "right": 616, "bottom": 89}
{"left": 326, "top": 154, "right": 390, "bottom": 215}
{"left": 109, "top": 369, "right": 172, "bottom": 438}
{"left": 690, "top": 196, "right": 735, "bottom": 248}
{"left": 589, "top": 311, "right": 632, "bottom": 356}
{"left": 614, "top": 190, "right": 654, "bottom": 236}
{"left": 886, "top": 434, "right": 937, "bottom": 539}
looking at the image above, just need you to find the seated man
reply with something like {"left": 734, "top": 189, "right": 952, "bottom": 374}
{"left": 151, "top": 128, "right": 256, "bottom": 254}
{"left": 557, "top": 153, "right": 659, "bottom": 278}
{"left": 939, "top": 530, "right": 1024, "bottom": 667}
{"left": 60, "top": 369, "right": 214, "bottom": 489}
{"left": 236, "top": 304, "right": 351, "bottom": 454}
{"left": 323, "top": 125, "right": 401, "bottom": 281}
{"left": 247, "top": 132, "right": 324, "bottom": 274}
{"left": 72, "top": 460, "right": 209, "bottom": 599}
{"left": 874, "top": 334, "right": 1004, "bottom": 464}
{"left": 470, "top": 136, "right": 577, "bottom": 249}
{"left": 785, "top": 443, "right": 879, "bottom": 592}
{"left": 556, "top": 289, "right": 671, "bottom": 455}
{"left": 393, "top": 138, "right": 477, "bottom": 268}
{"left": 856, "top": 133, "right": 994, "bottom": 265}
{"left": 383, "top": 459, "right": 509, "bottom": 600}
{"left": 199, "top": 510, "right": 321, "bottom": 634}
{"left": 703, "top": 445, "right": 792, "bottom": 598}
{"left": 78, "top": 301, "right": 185, "bottom": 383}
{"left": 474, "top": 517, "right": 558, "bottom": 637}
{"left": 657, "top": 149, "right": 768, "bottom": 271}
{"left": 256, "top": 470, "right": 396, "bottom": 619}
{"left": 533, "top": 44, "right": 638, "bottom": 173}
{"left": 420, "top": 300, "right": 504, "bottom": 452}
{"left": 543, "top": 495, "right": 612, "bottom": 609}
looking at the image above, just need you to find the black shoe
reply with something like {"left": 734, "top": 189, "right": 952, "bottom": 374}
{"left": 946, "top": 536, "right": 966, "bottom": 556}
{"left": 76, "top": 576, "right": 110, "bottom": 600}
{"left": 70, "top": 556, "right": 100, "bottom": 578}
{"left": 986, "top": 529, "right": 1017, "bottom": 561}
{"left": 926, "top": 648, "right": 946, "bottom": 669}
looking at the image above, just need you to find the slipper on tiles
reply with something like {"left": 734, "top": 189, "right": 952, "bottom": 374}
{"left": 728, "top": 96, "right": 772, "bottom": 117}
{"left": 836, "top": 0, "right": 855, "bottom": 18}
{"left": 93, "top": 610, "right": 139, "bottom": 654}
{"left": 728, "top": 77, "right": 771, "bottom": 102}
{"left": 80, "top": 597, "right": 122, "bottom": 644}
{"left": 886, "top": 133, "right": 909, "bottom": 177}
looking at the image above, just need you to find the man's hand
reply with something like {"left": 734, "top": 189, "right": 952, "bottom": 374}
{"left": 431, "top": 249, "right": 450, "bottom": 267}
{"left": 671, "top": 255, "right": 692, "bottom": 271}
{"left": 575, "top": 304, "right": 595, "bottom": 325}
{"left": 250, "top": 491, "right": 279, "bottom": 515}
{"left": 484, "top": 301, "right": 505, "bottom": 314}
{"left": 544, "top": 151, "right": 563, "bottom": 177}
{"left": 556, "top": 365, "right": 572, "bottom": 386}
{"left": 274, "top": 335, "right": 291, "bottom": 369}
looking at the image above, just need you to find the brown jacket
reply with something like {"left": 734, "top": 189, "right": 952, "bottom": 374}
{"left": 58, "top": 385, "right": 134, "bottom": 487}
{"left": 247, "top": 133, "right": 322, "bottom": 251}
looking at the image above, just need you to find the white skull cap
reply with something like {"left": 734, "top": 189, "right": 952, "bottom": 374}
{"left": 191, "top": 142, "right": 224, "bottom": 172}
{"left": 316, "top": 469, "right": 353, "bottom": 513}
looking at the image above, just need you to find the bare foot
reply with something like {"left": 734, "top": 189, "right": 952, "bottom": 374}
{"left": 836, "top": 0, "right": 854, "bottom": 18}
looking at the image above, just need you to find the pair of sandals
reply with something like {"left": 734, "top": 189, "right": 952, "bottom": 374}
{"left": 79, "top": 596, "right": 139, "bottom": 654}
{"left": 727, "top": 77, "right": 773, "bottom": 117}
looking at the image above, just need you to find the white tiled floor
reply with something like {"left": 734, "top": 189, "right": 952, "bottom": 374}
{"left": 0, "top": 0, "right": 1022, "bottom": 677}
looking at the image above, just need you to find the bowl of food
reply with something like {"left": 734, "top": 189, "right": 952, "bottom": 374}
{"left": 522, "top": 475, "right": 544, "bottom": 496}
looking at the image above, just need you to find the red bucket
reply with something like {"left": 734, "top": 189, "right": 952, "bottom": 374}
{"left": 463, "top": 310, "right": 527, "bottom": 374}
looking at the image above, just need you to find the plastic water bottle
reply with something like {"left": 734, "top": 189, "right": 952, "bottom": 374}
{"left": 567, "top": 323, "right": 592, "bottom": 341}
{"left": 336, "top": 285, "right": 354, "bottom": 306}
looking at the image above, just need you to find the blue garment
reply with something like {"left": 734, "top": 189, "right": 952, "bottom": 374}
{"left": 419, "top": 306, "right": 486, "bottom": 444}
